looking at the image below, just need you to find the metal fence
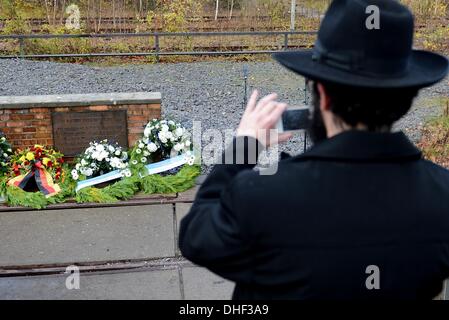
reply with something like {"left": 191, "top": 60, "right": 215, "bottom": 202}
{"left": 0, "top": 31, "right": 317, "bottom": 61}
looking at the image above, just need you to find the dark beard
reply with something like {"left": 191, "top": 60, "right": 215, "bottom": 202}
{"left": 307, "top": 89, "right": 328, "bottom": 144}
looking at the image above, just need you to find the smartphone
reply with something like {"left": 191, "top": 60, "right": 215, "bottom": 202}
{"left": 276, "top": 106, "right": 310, "bottom": 133}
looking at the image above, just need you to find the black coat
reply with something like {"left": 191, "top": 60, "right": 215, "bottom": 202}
{"left": 179, "top": 131, "right": 449, "bottom": 300}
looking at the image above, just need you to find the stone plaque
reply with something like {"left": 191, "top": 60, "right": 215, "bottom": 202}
{"left": 52, "top": 111, "right": 128, "bottom": 157}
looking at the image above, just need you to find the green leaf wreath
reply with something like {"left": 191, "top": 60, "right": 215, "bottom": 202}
{"left": 0, "top": 118, "right": 200, "bottom": 209}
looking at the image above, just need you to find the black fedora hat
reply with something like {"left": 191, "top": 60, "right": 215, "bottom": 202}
{"left": 273, "top": 0, "right": 448, "bottom": 88}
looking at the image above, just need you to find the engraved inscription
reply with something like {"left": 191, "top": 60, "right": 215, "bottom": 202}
{"left": 52, "top": 111, "right": 128, "bottom": 156}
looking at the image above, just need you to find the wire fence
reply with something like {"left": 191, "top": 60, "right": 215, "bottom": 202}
{"left": 0, "top": 31, "right": 318, "bottom": 61}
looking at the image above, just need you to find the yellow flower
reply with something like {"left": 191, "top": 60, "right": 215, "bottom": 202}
{"left": 19, "top": 155, "right": 26, "bottom": 163}
{"left": 26, "top": 152, "right": 35, "bottom": 161}
{"left": 34, "top": 144, "right": 44, "bottom": 149}
{"left": 42, "top": 157, "right": 50, "bottom": 166}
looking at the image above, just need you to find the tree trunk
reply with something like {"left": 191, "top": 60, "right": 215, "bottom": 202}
{"left": 60, "top": 0, "right": 66, "bottom": 25}
{"left": 290, "top": 0, "right": 296, "bottom": 31}
{"left": 53, "top": 0, "right": 57, "bottom": 25}
{"left": 43, "top": 0, "right": 51, "bottom": 25}
{"left": 97, "top": 0, "right": 102, "bottom": 33}
{"left": 229, "top": 0, "right": 234, "bottom": 20}
{"left": 215, "top": 0, "right": 219, "bottom": 21}
{"left": 112, "top": 0, "right": 116, "bottom": 31}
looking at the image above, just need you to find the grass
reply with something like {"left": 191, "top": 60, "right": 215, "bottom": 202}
{"left": 418, "top": 98, "right": 449, "bottom": 169}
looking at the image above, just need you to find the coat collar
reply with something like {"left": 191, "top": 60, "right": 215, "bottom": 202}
{"left": 297, "top": 130, "right": 422, "bottom": 162}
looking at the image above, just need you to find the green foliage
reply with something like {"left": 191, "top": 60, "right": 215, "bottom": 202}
{"left": 1, "top": 168, "right": 76, "bottom": 209}
{"left": 74, "top": 164, "right": 200, "bottom": 204}
{"left": 5, "top": 186, "right": 48, "bottom": 209}
{"left": 416, "top": 26, "right": 449, "bottom": 53}
{"left": 75, "top": 186, "right": 119, "bottom": 204}
{"left": 147, "top": 0, "right": 203, "bottom": 32}
{"left": 0, "top": 0, "right": 30, "bottom": 34}
{"left": 401, "top": 0, "right": 448, "bottom": 18}
{"left": 418, "top": 98, "right": 449, "bottom": 169}
{"left": 140, "top": 165, "right": 200, "bottom": 194}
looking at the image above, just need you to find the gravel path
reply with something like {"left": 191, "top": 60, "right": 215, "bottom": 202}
{"left": 0, "top": 59, "right": 447, "bottom": 163}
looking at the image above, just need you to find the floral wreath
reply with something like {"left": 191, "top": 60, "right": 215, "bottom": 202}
{"left": 7, "top": 145, "right": 65, "bottom": 197}
{"left": 71, "top": 139, "right": 130, "bottom": 181}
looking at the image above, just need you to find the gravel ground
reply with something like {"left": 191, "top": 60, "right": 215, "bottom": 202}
{"left": 0, "top": 59, "right": 447, "bottom": 167}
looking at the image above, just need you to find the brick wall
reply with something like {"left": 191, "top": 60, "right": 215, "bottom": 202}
{"left": 0, "top": 103, "right": 161, "bottom": 150}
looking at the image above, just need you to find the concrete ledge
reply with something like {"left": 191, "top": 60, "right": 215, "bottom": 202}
{"left": 0, "top": 92, "right": 161, "bottom": 109}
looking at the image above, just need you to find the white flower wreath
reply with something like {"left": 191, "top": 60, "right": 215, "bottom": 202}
{"left": 71, "top": 139, "right": 130, "bottom": 181}
{"left": 131, "top": 119, "right": 194, "bottom": 165}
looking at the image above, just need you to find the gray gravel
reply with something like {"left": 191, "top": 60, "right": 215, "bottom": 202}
{"left": 0, "top": 59, "right": 447, "bottom": 165}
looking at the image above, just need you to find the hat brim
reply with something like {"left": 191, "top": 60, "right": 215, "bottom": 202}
{"left": 273, "top": 50, "right": 448, "bottom": 89}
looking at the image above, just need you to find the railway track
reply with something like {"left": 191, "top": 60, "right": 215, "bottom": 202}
{"left": 0, "top": 256, "right": 193, "bottom": 278}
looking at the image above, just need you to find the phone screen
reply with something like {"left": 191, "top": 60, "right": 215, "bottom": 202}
{"left": 281, "top": 107, "right": 310, "bottom": 132}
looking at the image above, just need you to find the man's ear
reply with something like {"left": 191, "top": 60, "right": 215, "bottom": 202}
{"left": 317, "top": 83, "right": 331, "bottom": 112}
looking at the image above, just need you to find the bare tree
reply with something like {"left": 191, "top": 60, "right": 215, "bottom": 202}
{"left": 291, "top": 0, "right": 296, "bottom": 30}
{"left": 229, "top": 0, "right": 234, "bottom": 20}
{"left": 215, "top": 0, "right": 219, "bottom": 20}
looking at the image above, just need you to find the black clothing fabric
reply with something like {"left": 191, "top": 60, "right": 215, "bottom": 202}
{"left": 179, "top": 132, "right": 449, "bottom": 300}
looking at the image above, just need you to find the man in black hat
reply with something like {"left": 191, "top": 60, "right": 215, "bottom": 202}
{"left": 179, "top": 0, "right": 449, "bottom": 299}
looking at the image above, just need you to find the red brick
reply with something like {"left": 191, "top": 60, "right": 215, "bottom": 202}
{"left": 6, "top": 121, "right": 25, "bottom": 127}
{"left": 23, "top": 127, "right": 37, "bottom": 133}
{"left": 54, "top": 107, "right": 70, "bottom": 112}
{"left": 34, "top": 113, "right": 50, "bottom": 120}
{"left": 128, "top": 127, "right": 144, "bottom": 134}
{"left": 30, "top": 108, "right": 49, "bottom": 113}
{"left": 89, "top": 105, "right": 109, "bottom": 111}
{"left": 128, "top": 115, "right": 147, "bottom": 122}
{"left": 10, "top": 109, "right": 29, "bottom": 114}
{"left": 10, "top": 114, "right": 34, "bottom": 121}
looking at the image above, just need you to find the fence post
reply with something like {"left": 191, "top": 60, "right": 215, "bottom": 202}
{"left": 283, "top": 33, "right": 289, "bottom": 50}
{"left": 19, "top": 37, "right": 25, "bottom": 58}
{"left": 154, "top": 33, "right": 160, "bottom": 63}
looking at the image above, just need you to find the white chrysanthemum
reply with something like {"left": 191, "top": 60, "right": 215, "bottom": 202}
{"left": 165, "top": 131, "right": 174, "bottom": 141}
{"left": 132, "top": 160, "right": 138, "bottom": 165}
{"left": 158, "top": 131, "right": 168, "bottom": 144}
{"left": 161, "top": 124, "right": 169, "bottom": 132}
{"left": 185, "top": 140, "right": 191, "bottom": 147}
{"left": 95, "top": 144, "right": 105, "bottom": 152}
{"left": 136, "top": 149, "right": 142, "bottom": 154}
{"left": 175, "top": 127, "right": 183, "bottom": 137}
{"left": 147, "top": 143, "right": 158, "bottom": 152}
{"left": 115, "top": 150, "right": 121, "bottom": 156}
{"left": 173, "top": 143, "right": 184, "bottom": 152}
{"left": 138, "top": 143, "right": 144, "bottom": 149}
{"left": 108, "top": 146, "right": 115, "bottom": 152}
{"left": 81, "top": 159, "right": 88, "bottom": 166}
{"left": 143, "top": 151, "right": 149, "bottom": 157}
{"left": 124, "top": 169, "right": 132, "bottom": 178}
{"left": 144, "top": 128, "right": 151, "bottom": 137}
{"left": 141, "top": 157, "right": 147, "bottom": 163}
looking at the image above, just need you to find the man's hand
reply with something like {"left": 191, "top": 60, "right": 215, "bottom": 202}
{"left": 237, "top": 90, "right": 292, "bottom": 147}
